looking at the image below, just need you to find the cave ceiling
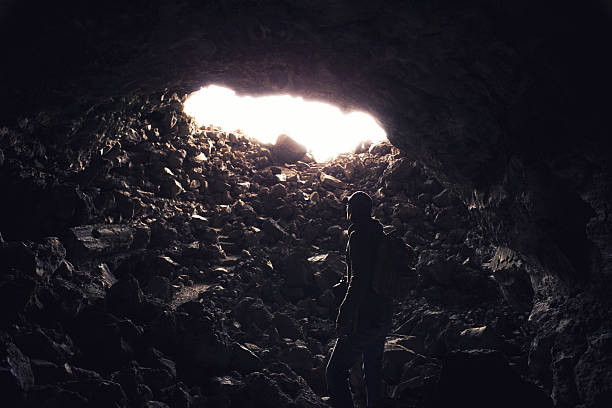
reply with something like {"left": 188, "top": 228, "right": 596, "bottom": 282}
{"left": 1, "top": 0, "right": 611, "bottom": 189}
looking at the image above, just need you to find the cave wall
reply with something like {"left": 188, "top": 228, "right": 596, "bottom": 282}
{"left": 1, "top": 1, "right": 612, "bottom": 406}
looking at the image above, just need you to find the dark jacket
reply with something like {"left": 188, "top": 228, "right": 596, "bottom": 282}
{"left": 336, "top": 217, "right": 393, "bottom": 333}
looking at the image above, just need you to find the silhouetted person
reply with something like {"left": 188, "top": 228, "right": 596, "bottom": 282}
{"left": 326, "top": 191, "right": 393, "bottom": 408}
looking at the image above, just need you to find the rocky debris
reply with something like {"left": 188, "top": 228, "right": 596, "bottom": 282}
{"left": 0, "top": 99, "right": 549, "bottom": 407}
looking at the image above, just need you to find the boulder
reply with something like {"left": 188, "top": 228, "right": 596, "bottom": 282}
{"left": 68, "top": 224, "right": 134, "bottom": 256}
{"left": 282, "top": 343, "right": 314, "bottom": 371}
{"left": 383, "top": 338, "right": 418, "bottom": 385}
{"left": 233, "top": 297, "right": 273, "bottom": 329}
{"left": 280, "top": 251, "right": 313, "bottom": 288}
{"left": 143, "top": 276, "right": 172, "bottom": 301}
{"left": 271, "top": 134, "right": 307, "bottom": 164}
{"left": 106, "top": 276, "right": 144, "bottom": 319}
{"left": 319, "top": 173, "right": 344, "bottom": 189}
{"left": 486, "top": 246, "right": 534, "bottom": 312}
{"left": 270, "top": 183, "right": 288, "bottom": 198}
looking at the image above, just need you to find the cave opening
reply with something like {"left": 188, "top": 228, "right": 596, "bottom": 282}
{"left": 0, "top": 1, "right": 611, "bottom": 407}
{"left": 183, "top": 85, "right": 387, "bottom": 162}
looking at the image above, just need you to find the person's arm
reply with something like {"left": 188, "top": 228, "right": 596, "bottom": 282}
{"left": 336, "top": 231, "right": 371, "bottom": 335}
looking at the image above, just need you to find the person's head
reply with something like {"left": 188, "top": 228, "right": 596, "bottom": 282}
{"left": 344, "top": 191, "right": 372, "bottom": 222}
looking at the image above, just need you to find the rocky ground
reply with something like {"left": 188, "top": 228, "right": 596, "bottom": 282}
{"left": 0, "top": 94, "right": 552, "bottom": 407}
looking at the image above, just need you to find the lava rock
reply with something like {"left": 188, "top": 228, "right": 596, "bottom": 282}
{"left": 230, "top": 342, "right": 262, "bottom": 373}
{"left": 68, "top": 224, "right": 134, "bottom": 257}
{"left": 271, "top": 134, "right": 307, "bottom": 164}
{"left": 320, "top": 173, "right": 344, "bottom": 189}
{"left": 0, "top": 338, "right": 34, "bottom": 405}
{"left": 273, "top": 313, "right": 303, "bottom": 340}
{"left": 262, "top": 218, "right": 288, "bottom": 241}
{"left": 487, "top": 246, "right": 534, "bottom": 312}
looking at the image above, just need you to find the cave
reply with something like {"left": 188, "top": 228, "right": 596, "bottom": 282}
{"left": 1, "top": 1, "right": 611, "bottom": 407}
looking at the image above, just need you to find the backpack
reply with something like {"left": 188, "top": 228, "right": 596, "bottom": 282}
{"left": 371, "top": 232, "right": 415, "bottom": 298}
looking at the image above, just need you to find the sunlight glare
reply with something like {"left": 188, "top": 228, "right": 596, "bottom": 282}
{"left": 183, "top": 85, "right": 386, "bottom": 162}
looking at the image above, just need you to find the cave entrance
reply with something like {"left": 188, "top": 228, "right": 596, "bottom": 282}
{"left": 183, "top": 85, "right": 387, "bottom": 162}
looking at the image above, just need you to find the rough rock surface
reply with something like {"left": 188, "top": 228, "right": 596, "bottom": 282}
{"left": 0, "top": 1, "right": 611, "bottom": 407}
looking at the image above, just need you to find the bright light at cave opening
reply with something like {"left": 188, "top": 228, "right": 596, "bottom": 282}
{"left": 183, "top": 85, "right": 387, "bottom": 162}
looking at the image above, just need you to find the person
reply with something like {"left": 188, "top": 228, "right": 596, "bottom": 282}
{"left": 326, "top": 191, "right": 393, "bottom": 408}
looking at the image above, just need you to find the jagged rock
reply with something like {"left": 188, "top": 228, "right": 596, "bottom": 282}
{"left": 262, "top": 218, "right": 288, "bottom": 240}
{"left": 143, "top": 276, "right": 172, "bottom": 301}
{"left": 106, "top": 276, "right": 144, "bottom": 319}
{"left": 150, "top": 221, "right": 179, "bottom": 247}
{"left": 14, "top": 328, "right": 74, "bottom": 364}
{"left": 30, "top": 358, "right": 74, "bottom": 384}
{"left": 319, "top": 173, "right": 344, "bottom": 189}
{"left": 0, "top": 273, "right": 38, "bottom": 323}
{"left": 72, "top": 307, "right": 141, "bottom": 370}
{"left": 574, "top": 332, "right": 612, "bottom": 407}
{"left": 273, "top": 313, "right": 303, "bottom": 340}
{"left": 272, "top": 134, "right": 307, "bottom": 164}
{"left": 233, "top": 297, "right": 273, "bottom": 329}
{"left": 418, "top": 255, "right": 455, "bottom": 286}
{"left": 282, "top": 343, "right": 314, "bottom": 372}
{"left": 0, "top": 339, "right": 34, "bottom": 405}
{"left": 394, "top": 203, "right": 423, "bottom": 221}
{"left": 158, "top": 382, "right": 192, "bottom": 408}
{"left": 396, "top": 311, "right": 449, "bottom": 356}
{"left": 144, "top": 401, "right": 171, "bottom": 408}
{"left": 280, "top": 251, "right": 314, "bottom": 288}
{"left": 486, "top": 246, "right": 534, "bottom": 312}
{"left": 369, "top": 142, "right": 393, "bottom": 156}
{"left": 0, "top": 237, "right": 66, "bottom": 279}
{"left": 190, "top": 214, "right": 210, "bottom": 231}
{"left": 245, "top": 371, "right": 295, "bottom": 407}
{"left": 383, "top": 338, "right": 419, "bottom": 385}
{"left": 270, "top": 183, "right": 287, "bottom": 198}
{"left": 456, "top": 326, "right": 501, "bottom": 350}
{"left": 143, "top": 348, "right": 177, "bottom": 379}
{"left": 230, "top": 342, "right": 262, "bottom": 373}
{"left": 68, "top": 224, "right": 134, "bottom": 256}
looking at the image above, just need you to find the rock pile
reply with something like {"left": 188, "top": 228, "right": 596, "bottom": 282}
{"left": 0, "top": 96, "right": 550, "bottom": 407}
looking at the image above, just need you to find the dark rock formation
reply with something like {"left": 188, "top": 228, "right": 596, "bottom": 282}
{"left": 0, "top": 1, "right": 611, "bottom": 407}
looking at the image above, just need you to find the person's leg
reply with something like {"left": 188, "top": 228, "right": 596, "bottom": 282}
{"left": 362, "top": 332, "right": 387, "bottom": 407}
{"left": 326, "top": 336, "right": 363, "bottom": 408}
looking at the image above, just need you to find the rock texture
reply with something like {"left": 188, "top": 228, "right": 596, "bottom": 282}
{"left": 0, "top": 1, "right": 611, "bottom": 407}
